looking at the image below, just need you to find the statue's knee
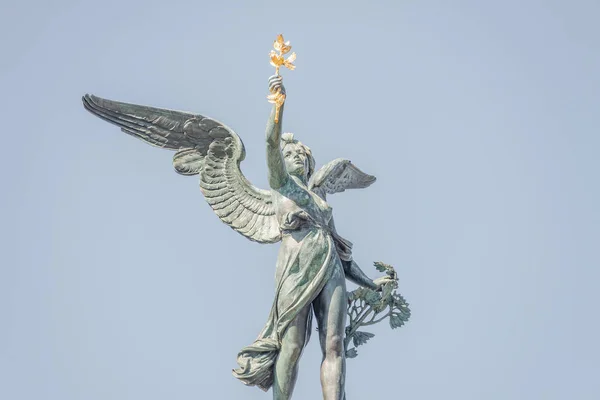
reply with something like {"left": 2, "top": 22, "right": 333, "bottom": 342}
{"left": 325, "top": 334, "right": 344, "bottom": 358}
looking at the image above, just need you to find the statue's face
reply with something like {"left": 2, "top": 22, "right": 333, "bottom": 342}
{"left": 282, "top": 142, "right": 308, "bottom": 178}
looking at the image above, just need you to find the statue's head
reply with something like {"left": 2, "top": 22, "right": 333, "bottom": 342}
{"left": 281, "top": 132, "right": 315, "bottom": 181}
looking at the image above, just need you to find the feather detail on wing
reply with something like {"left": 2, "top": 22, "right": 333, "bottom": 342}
{"left": 308, "top": 158, "right": 376, "bottom": 200}
{"left": 82, "top": 94, "right": 281, "bottom": 244}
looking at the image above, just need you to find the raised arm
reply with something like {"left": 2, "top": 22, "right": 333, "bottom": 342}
{"left": 265, "top": 75, "right": 288, "bottom": 190}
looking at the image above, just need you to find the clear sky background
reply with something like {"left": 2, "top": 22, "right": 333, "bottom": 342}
{"left": 1, "top": 1, "right": 599, "bottom": 399}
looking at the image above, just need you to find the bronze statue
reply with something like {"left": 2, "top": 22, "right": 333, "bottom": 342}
{"left": 82, "top": 34, "right": 410, "bottom": 400}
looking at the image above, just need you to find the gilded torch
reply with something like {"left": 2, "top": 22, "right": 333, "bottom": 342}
{"left": 267, "top": 34, "right": 296, "bottom": 123}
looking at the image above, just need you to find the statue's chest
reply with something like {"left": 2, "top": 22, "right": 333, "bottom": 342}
{"left": 276, "top": 181, "right": 332, "bottom": 225}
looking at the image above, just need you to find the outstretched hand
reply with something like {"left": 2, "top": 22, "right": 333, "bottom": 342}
{"left": 268, "top": 75, "right": 286, "bottom": 95}
{"left": 373, "top": 275, "right": 398, "bottom": 292}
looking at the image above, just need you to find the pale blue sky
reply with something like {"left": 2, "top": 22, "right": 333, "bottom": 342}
{"left": 1, "top": 1, "right": 599, "bottom": 399}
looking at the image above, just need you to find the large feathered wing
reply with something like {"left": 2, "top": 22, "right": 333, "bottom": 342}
{"left": 82, "top": 94, "right": 281, "bottom": 244}
{"left": 308, "top": 158, "right": 376, "bottom": 200}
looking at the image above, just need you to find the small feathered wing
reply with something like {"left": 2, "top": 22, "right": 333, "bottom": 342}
{"left": 309, "top": 158, "right": 376, "bottom": 200}
{"left": 82, "top": 94, "right": 281, "bottom": 244}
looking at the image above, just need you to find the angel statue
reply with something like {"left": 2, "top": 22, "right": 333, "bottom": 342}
{"left": 82, "top": 35, "right": 400, "bottom": 400}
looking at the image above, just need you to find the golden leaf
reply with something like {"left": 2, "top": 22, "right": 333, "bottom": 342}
{"left": 270, "top": 51, "right": 283, "bottom": 67}
{"left": 282, "top": 52, "right": 296, "bottom": 70}
{"left": 280, "top": 42, "right": 292, "bottom": 54}
{"left": 283, "top": 60, "right": 296, "bottom": 70}
{"left": 274, "top": 34, "right": 284, "bottom": 51}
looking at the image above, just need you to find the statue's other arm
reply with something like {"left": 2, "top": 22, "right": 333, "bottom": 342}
{"left": 343, "top": 260, "right": 379, "bottom": 291}
{"left": 265, "top": 76, "right": 288, "bottom": 190}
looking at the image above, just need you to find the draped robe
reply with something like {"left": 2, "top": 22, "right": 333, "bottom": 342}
{"left": 232, "top": 179, "right": 352, "bottom": 391}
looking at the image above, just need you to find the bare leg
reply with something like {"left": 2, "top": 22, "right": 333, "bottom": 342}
{"left": 273, "top": 304, "right": 311, "bottom": 400}
{"left": 313, "top": 269, "right": 347, "bottom": 400}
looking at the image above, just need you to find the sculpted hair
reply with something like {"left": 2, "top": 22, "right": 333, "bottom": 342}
{"left": 280, "top": 132, "right": 316, "bottom": 180}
